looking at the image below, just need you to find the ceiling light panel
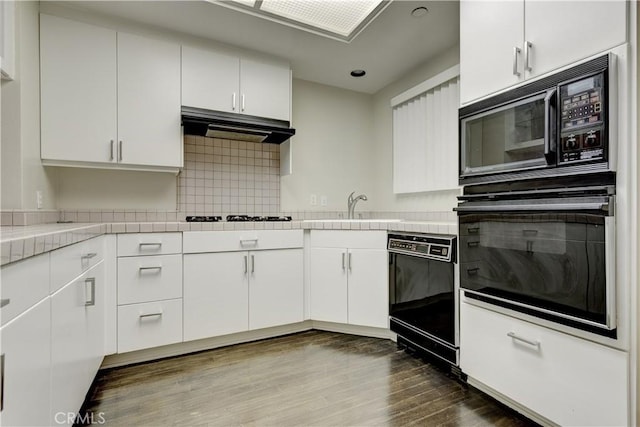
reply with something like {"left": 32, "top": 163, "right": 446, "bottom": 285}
{"left": 260, "top": 0, "right": 384, "bottom": 38}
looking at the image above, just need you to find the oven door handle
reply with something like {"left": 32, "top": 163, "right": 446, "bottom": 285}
{"left": 455, "top": 196, "right": 613, "bottom": 214}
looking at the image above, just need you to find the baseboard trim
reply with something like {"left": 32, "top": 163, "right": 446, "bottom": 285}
{"left": 101, "top": 322, "right": 394, "bottom": 369}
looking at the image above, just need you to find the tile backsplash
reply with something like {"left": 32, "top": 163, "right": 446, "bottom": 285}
{"left": 178, "top": 136, "right": 280, "bottom": 216}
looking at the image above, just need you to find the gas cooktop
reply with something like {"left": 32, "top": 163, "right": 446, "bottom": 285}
{"left": 185, "top": 215, "right": 292, "bottom": 222}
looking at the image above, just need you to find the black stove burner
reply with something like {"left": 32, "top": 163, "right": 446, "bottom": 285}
{"left": 185, "top": 216, "right": 222, "bottom": 222}
{"left": 226, "top": 215, "right": 292, "bottom": 222}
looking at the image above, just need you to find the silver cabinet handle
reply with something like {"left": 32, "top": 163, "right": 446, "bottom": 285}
{"left": 81, "top": 252, "right": 97, "bottom": 261}
{"left": 251, "top": 254, "right": 255, "bottom": 273}
{"left": 139, "top": 312, "right": 163, "bottom": 319}
{"left": 240, "top": 238, "right": 258, "bottom": 246}
{"left": 348, "top": 252, "right": 352, "bottom": 271}
{"left": 524, "top": 41, "right": 532, "bottom": 72}
{"left": 1, "top": 353, "right": 4, "bottom": 411}
{"left": 244, "top": 255, "right": 248, "bottom": 274}
{"left": 139, "top": 242, "right": 162, "bottom": 248}
{"left": 342, "top": 252, "right": 346, "bottom": 270}
{"left": 110, "top": 140, "right": 115, "bottom": 161}
{"left": 0, "top": 299, "right": 10, "bottom": 309}
{"left": 118, "top": 140, "right": 123, "bottom": 161}
{"left": 507, "top": 331, "right": 539, "bottom": 348}
{"left": 512, "top": 46, "right": 521, "bottom": 76}
{"left": 232, "top": 93, "right": 236, "bottom": 111}
{"left": 241, "top": 94, "right": 245, "bottom": 112}
{"left": 139, "top": 266, "right": 162, "bottom": 272}
{"left": 84, "top": 277, "right": 96, "bottom": 307}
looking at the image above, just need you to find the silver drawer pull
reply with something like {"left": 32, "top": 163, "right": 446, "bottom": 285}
{"left": 82, "top": 252, "right": 97, "bottom": 260}
{"left": 507, "top": 331, "right": 540, "bottom": 348}
{"left": 467, "top": 241, "right": 479, "bottom": 248}
{"left": 0, "top": 299, "right": 10, "bottom": 309}
{"left": 466, "top": 267, "right": 479, "bottom": 276}
{"left": 139, "top": 266, "right": 162, "bottom": 272}
{"left": 139, "top": 312, "right": 163, "bottom": 319}
{"left": 139, "top": 242, "right": 162, "bottom": 247}
{"left": 467, "top": 227, "right": 479, "bottom": 234}
{"left": 84, "top": 278, "right": 96, "bottom": 306}
{"left": 240, "top": 238, "right": 258, "bottom": 245}
{"left": 522, "top": 229, "right": 538, "bottom": 236}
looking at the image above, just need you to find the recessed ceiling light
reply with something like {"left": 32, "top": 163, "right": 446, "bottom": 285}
{"left": 350, "top": 69, "right": 366, "bottom": 77}
{"left": 411, "top": 6, "right": 428, "bottom": 18}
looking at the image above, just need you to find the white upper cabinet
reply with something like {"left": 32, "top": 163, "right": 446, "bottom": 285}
{"left": 40, "top": 14, "right": 117, "bottom": 164}
{"left": 40, "top": 14, "right": 182, "bottom": 172}
{"left": 117, "top": 32, "right": 181, "bottom": 168}
{"left": 181, "top": 46, "right": 291, "bottom": 121}
{"left": 181, "top": 46, "right": 240, "bottom": 113}
{"left": 460, "top": 1, "right": 627, "bottom": 104}
{"left": 239, "top": 58, "right": 291, "bottom": 121}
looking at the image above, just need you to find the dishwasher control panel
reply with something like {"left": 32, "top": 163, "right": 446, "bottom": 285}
{"left": 388, "top": 233, "right": 456, "bottom": 263}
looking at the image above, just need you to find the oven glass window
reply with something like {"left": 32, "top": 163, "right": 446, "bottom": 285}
{"left": 461, "top": 94, "right": 547, "bottom": 175}
{"left": 389, "top": 254, "right": 455, "bottom": 344}
{"left": 459, "top": 213, "right": 607, "bottom": 325}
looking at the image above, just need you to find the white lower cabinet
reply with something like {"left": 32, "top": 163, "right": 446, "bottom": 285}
{"left": 183, "top": 230, "right": 304, "bottom": 342}
{"left": 117, "top": 299, "right": 183, "bottom": 353}
{"left": 309, "top": 231, "right": 388, "bottom": 329}
{"left": 50, "top": 261, "right": 105, "bottom": 426}
{"left": 0, "top": 298, "right": 52, "bottom": 427}
{"left": 460, "top": 300, "right": 628, "bottom": 426}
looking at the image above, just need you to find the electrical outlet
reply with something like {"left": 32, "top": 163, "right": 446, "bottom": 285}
{"left": 310, "top": 194, "right": 317, "bottom": 206}
{"left": 36, "top": 191, "right": 43, "bottom": 209}
{"left": 320, "top": 195, "right": 327, "bottom": 206}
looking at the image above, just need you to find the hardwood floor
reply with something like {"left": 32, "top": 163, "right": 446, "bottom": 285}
{"left": 79, "top": 331, "right": 538, "bottom": 426}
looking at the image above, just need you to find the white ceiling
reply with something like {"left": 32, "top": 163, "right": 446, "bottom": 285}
{"left": 64, "top": 0, "right": 460, "bottom": 94}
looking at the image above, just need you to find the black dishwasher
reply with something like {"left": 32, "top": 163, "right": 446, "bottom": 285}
{"left": 388, "top": 233, "right": 458, "bottom": 366}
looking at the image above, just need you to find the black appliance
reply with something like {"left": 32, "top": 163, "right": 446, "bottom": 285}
{"left": 456, "top": 174, "right": 616, "bottom": 337}
{"left": 459, "top": 53, "right": 616, "bottom": 185}
{"left": 181, "top": 106, "right": 295, "bottom": 144}
{"left": 388, "top": 233, "right": 458, "bottom": 365}
{"left": 226, "top": 215, "right": 292, "bottom": 222}
{"left": 185, "top": 216, "right": 222, "bottom": 222}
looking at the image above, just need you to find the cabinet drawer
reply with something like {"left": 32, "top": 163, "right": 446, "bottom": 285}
{"left": 117, "top": 254, "right": 182, "bottom": 305}
{"left": 310, "top": 230, "right": 387, "bottom": 249}
{"left": 117, "top": 299, "right": 182, "bottom": 353}
{"left": 183, "top": 230, "right": 303, "bottom": 253}
{"left": 460, "top": 301, "right": 628, "bottom": 426}
{"left": 1, "top": 253, "right": 50, "bottom": 326}
{"left": 50, "top": 236, "right": 104, "bottom": 293}
{"left": 117, "top": 233, "right": 182, "bottom": 256}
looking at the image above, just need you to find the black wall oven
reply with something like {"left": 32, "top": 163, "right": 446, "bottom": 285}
{"left": 456, "top": 175, "right": 616, "bottom": 337}
{"left": 388, "top": 233, "right": 458, "bottom": 365}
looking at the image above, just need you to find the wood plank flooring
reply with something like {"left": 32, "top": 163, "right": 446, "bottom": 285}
{"left": 79, "top": 331, "right": 538, "bottom": 426}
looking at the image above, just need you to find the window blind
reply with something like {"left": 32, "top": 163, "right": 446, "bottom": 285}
{"left": 392, "top": 69, "right": 459, "bottom": 194}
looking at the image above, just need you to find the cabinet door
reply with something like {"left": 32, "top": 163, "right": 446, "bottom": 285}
{"left": 249, "top": 249, "right": 303, "bottom": 330}
{"left": 183, "top": 252, "right": 249, "bottom": 341}
{"left": 240, "top": 58, "right": 291, "bottom": 121}
{"left": 347, "top": 249, "right": 389, "bottom": 328}
{"left": 40, "top": 14, "right": 117, "bottom": 163}
{"left": 0, "top": 298, "right": 51, "bottom": 427}
{"left": 460, "top": 1, "right": 524, "bottom": 104}
{"left": 182, "top": 46, "right": 240, "bottom": 113}
{"left": 524, "top": 1, "right": 626, "bottom": 79}
{"left": 51, "top": 262, "right": 105, "bottom": 424}
{"left": 309, "top": 248, "right": 348, "bottom": 323}
{"left": 117, "top": 32, "right": 181, "bottom": 168}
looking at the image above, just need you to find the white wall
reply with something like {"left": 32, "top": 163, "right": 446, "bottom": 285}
{"left": 1, "top": 1, "right": 57, "bottom": 210}
{"left": 280, "top": 79, "right": 375, "bottom": 212}
{"left": 370, "top": 46, "right": 460, "bottom": 212}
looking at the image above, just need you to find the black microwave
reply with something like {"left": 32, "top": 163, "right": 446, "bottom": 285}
{"left": 459, "top": 53, "right": 616, "bottom": 185}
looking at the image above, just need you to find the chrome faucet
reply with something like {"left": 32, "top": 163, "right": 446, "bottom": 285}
{"left": 347, "top": 191, "right": 368, "bottom": 219}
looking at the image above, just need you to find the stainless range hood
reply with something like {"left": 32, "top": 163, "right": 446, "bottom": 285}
{"left": 181, "top": 106, "right": 295, "bottom": 144}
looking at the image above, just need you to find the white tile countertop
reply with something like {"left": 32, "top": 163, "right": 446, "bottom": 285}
{"left": 0, "top": 219, "right": 457, "bottom": 266}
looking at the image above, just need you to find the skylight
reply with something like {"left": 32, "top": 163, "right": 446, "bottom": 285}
{"left": 215, "top": 0, "right": 391, "bottom": 42}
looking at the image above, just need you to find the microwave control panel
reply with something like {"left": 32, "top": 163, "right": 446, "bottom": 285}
{"left": 558, "top": 73, "right": 606, "bottom": 165}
